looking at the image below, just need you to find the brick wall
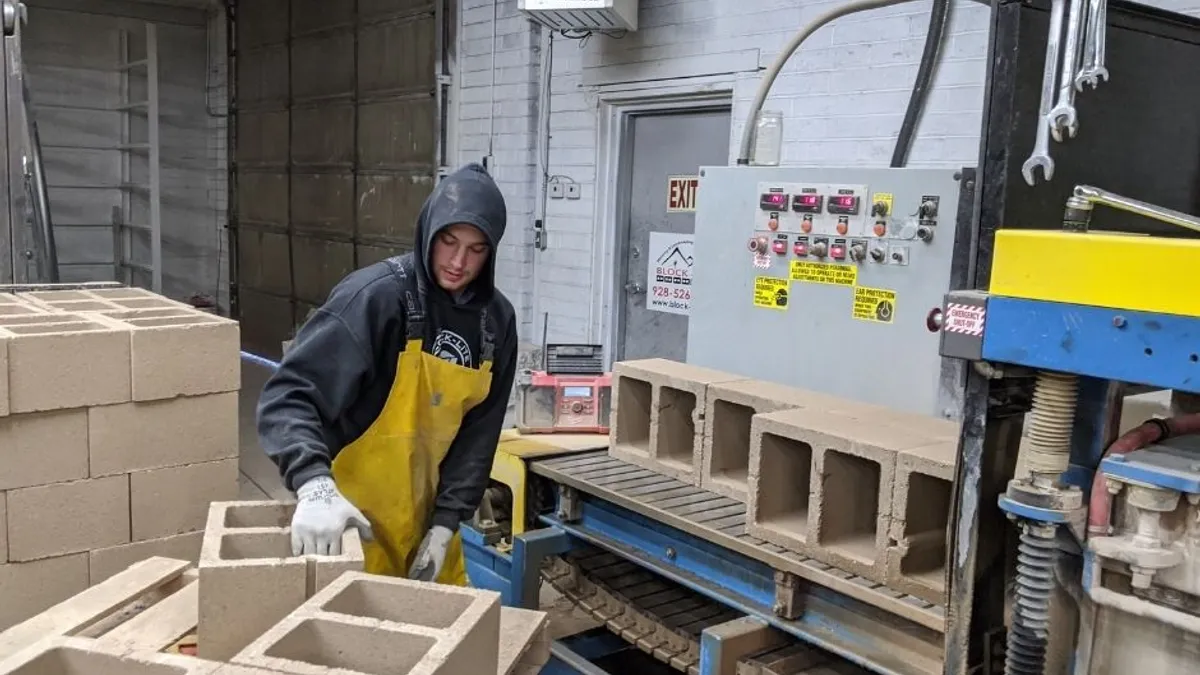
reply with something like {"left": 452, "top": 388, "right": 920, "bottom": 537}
{"left": 455, "top": 0, "right": 1200, "bottom": 344}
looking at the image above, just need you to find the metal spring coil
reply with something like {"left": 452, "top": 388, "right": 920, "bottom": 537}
{"left": 1005, "top": 524, "right": 1058, "bottom": 675}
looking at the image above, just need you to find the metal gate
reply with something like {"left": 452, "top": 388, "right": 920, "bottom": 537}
{"left": 229, "top": 0, "right": 448, "bottom": 357}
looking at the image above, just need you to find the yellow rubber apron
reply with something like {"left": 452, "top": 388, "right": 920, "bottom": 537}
{"left": 331, "top": 258, "right": 494, "bottom": 584}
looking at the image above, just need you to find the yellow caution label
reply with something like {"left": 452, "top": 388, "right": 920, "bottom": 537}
{"left": 852, "top": 286, "right": 896, "bottom": 323}
{"left": 873, "top": 192, "right": 894, "bottom": 218}
{"left": 790, "top": 260, "right": 857, "bottom": 286}
{"left": 753, "top": 276, "right": 790, "bottom": 311}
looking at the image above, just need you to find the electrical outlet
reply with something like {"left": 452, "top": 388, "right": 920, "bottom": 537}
{"left": 566, "top": 183, "right": 581, "bottom": 200}
{"left": 549, "top": 183, "right": 564, "bottom": 199}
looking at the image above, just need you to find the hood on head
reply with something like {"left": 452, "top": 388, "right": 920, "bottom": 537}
{"left": 413, "top": 163, "right": 508, "bottom": 305}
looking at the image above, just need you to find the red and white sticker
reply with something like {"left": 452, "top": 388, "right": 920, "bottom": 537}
{"left": 944, "top": 303, "right": 986, "bottom": 336}
{"left": 752, "top": 253, "right": 771, "bottom": 269}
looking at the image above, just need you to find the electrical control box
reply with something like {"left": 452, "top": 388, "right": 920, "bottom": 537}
{"left": 687, "top": 166, "right": 971, "bottom": 418}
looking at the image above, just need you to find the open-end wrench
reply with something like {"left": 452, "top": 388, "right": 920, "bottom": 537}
{"left": 1049, "top": 0, "right": 1087, "bottom": 141}
{"left": 1023, "top": 0, "right": 1067, "bottom": 185}
{"left": 1075, "top": 0, "right": 1110, "bottom": 89}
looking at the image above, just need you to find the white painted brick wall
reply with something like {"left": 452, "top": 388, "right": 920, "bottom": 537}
{"left": 457, "top": 0, "right": 1200, "bottom": 346}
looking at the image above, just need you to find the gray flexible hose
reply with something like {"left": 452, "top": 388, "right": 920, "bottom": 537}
{"left": 736, "top": 0, "right": 927, "bottom": 164}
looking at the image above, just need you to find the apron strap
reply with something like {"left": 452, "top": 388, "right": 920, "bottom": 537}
{"left": 385, "top": 255, "right": 426, "bottom": 341}
{"left": 480, "top": 307, "right": 495, "bottom": 364}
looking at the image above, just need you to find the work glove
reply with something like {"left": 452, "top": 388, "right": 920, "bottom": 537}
{"left": 408, "top": 525, "right": 454, "bottom": 582}
{"left": 291, "top": 476, "right": 374, "bottom": 556}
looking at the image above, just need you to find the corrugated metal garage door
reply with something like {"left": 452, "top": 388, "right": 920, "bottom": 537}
{"left": 231, "top": 0, "right": 441, "bottom": 356}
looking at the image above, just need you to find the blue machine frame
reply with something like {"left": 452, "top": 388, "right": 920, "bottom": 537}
{"left": 462, "top": 487, "right": 942, "bottom": 675}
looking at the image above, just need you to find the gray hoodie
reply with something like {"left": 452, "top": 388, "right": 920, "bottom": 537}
{"left": 256, "top": 163, "right": 518, "bottom": 532}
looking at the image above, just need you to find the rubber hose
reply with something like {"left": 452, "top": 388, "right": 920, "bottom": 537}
{"left": 890, "top": 0, "right": 952, "bottom": 167}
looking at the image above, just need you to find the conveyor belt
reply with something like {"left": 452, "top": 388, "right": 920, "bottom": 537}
{"left": 543, "top": 544, "right": 873, "bottom": 675}
{"left": 530, "top": 451, "right": 945, "bottom": 632}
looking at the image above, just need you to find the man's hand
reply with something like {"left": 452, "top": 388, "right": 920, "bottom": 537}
{"left": 408, "top": 525, "right": 453, "bottom": 581}
{"left": 291, "top": 476, "right": 374, "bottom": 556}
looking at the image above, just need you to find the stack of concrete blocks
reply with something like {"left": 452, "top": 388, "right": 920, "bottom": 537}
{"left": 229, "top": 571, "right": 502, "bottom": 675}
{"left": 198, "top": 500, "right": 365, "bottom": 661}
{"left": 0, "top": 287, "right": 241, "bottom": 630}
{"left": 608, "top": 358, "right": 960, "bottom": 605}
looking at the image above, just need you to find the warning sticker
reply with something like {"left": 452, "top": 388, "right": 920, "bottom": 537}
{"left": 753, "top": 276, "right": 790, "bottom": 311}
{"left": 790, "top": 260, "right": 858, "bottom": 286}
{"left": 852, "top": 286, "right": 896, "bottom": 323}
{"left": 944, "top": 302, "right": 986, "bottom": 336}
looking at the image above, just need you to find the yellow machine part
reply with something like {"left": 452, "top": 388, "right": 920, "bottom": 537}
{"left": 989, "top": 230, "right": 1200, "bottom": 317}
{"left": 489, "top": 429, "right": 608, "bottom": 536}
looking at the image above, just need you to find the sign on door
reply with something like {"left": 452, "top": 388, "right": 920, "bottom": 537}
{"left": 666, "top": 175, "right": 699, "bottom": 212}
{"left": 646, "top": 231, "right": 693, "bottom": 316}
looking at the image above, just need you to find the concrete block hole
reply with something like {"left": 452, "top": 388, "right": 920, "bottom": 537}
{"left": 264, "top": 617, "right": 435, "bottom": 675}
{"left": 900, "top": 472, "right": 952, "bottom": 584}
{"left": 656, "top": 386, "right": 696, "bottom": 462}
{"left": 755, "top": 433, "right": 812, "bottom": 538}
{"left": 614, "top": 377, "right": 651, "bottom": 453}
{"left": 320, "top": 577, "right": 474, "bottom": 628}
{"left": 223, "top": 502, "right": 293, "bottom": 528}
{"left": 219, "top": 531, "right": 292, "bottom": 560}
{"left": 818, "top": 451, "right": 880, "bottom": 563}
{"left": 10, "top": 647, "right": 185, "bottom": 675}
{"left": 710, "top": 399, "right": 753, "bottom": 487}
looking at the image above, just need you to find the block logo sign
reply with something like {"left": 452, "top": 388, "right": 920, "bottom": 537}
{"left": 646, "top": 231, "right": 693, "bottom": 316}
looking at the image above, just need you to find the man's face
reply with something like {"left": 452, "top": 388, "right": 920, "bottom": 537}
{"left": 431, "top": 223, "right": 490, "bottom": 293}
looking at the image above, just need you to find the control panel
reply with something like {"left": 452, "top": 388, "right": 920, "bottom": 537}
{"left": 748, "top": 181, "right": 943, "bottom": 269}
{"left": 688, "top": 166, "right": 968, "bottom": 419}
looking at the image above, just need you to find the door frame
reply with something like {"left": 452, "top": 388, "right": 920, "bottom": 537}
{"left": 590, "top": 87, "right": 733, "bottom": 367}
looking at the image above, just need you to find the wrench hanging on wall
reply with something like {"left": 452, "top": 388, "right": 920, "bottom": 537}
{"left": 1022, "top": 0, "right": 1110, "bottom": 186}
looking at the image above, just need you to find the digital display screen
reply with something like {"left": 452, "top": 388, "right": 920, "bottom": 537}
{"left": 829, "top": 196, "right": 856, "bottom": 208}
{"left": 791, "top": 193, "right": 822, "bottom": 214}
{"left": 795, "top": 195, "right": 819, "bottom": 206}
{"left": 759, "top": 193, "right": 788, "bottom": 210}
{"left": 826, "top": 194, "right": 860, "bottom": 215}
{"left": 562, "top": 386, "right": 592, "bottom": 398}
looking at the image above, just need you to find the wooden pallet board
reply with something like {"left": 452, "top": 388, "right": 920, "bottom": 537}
{"left": 531, "top": 451, "right": 946, "bottom": 633}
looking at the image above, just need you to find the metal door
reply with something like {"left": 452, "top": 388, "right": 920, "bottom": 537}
{"left": 617, "top": 108, "right": 730, "bottom": 361}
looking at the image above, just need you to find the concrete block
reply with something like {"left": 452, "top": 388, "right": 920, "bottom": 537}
{"left": 89, "top": 531, "right": 205, "bottom": 586}
{"left": 886, "top": 442, "right": 957, "bottom": 605}
{"left": 0, "top": 304, "right": 48, "bottom": 319}
{"left": 609, "top": 358, "right": 744, "bottom": 484}
{"left": 0, "top": 409, "right": 88, "bottom": 490}
{"left": 4, "top": 317, "right": 132, "bottom": 413}
{"left": 130, "top": 458, "right": 240, "bottom": 541}
{"left": 88, "top": 392, "right": 239, "bottom": 476}
{"left": 0, "top": 331, "right": 7, "bottom": 417}
{"left": 0, "top": 636, "right": 223, "bottom": 674}
{"left": 748, "top": 408, "right": 935, "bottom": 582}
{"left": 0, "top": 554, "right": 90, "bottom": 633}
{"left": 6, "top": 475, "right": 130, "bottom": 562}
{"left": 198, "top": 501, "right": 364, "bottom": 661}
{"left": 498, "top": 607, "right": 550, "bottom": 675}
{"left": 232, "top": 571, "right": 502, "bottom": 675}
{"left": 701, "top": 380, "right": 851, "bottom": 502}
{"left": 116, "top": 313, "right": 240, "bottom": 401}
{"left": 0, "top": 494, "right": 6, "bottom": 564}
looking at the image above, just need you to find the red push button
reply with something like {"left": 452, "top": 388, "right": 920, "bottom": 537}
{"left": 771, "top": 239, "right": 787, "bottom": 255}
{"left": 793, "top": 241, "right": 808, "bottom": 256}
{"left": 830, "top": 243, "right": 846, "bottom": 260}
{"left": 801, "top": 217, "right": 813, "bottom": 233}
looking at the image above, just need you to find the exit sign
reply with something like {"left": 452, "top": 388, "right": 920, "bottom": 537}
{"left": 666, "top": 175, "right": 699, "bottom": 212}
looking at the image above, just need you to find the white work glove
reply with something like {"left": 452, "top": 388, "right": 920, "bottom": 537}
{"left": 407, "top": 525, "right": 454, "bottom": 581}
{"left": 291, "top": 476, "right": 374, "bottom": 556}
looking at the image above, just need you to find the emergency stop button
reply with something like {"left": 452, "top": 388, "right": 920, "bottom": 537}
{"left": 771, "top": 239, "right": 787, "bottom": 255}
{"left": 830, "top": 243, "right": 847, "bottom": 260}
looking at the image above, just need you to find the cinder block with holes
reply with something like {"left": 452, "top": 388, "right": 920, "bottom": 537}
{"left": 886, "top": 441, "right": 957, "bottom": 604}
{"left": 608, "top": 358, "right": 744, "bottom": 484}
{"left": 231, "top": 571, "right": 502, "bottom": 675}
{"left": 749, "top": 408, "right": 939, "bottom": 582}
{"left": 2, "top": 315, "right": 132, "bottom": 413}
{"left": 498, "top": 607, "right": 551, "bottom": 675}
{"left": 701, "top": 380, "right": 864, "bottom": 502}
{"left": 91, "top": 311, "right": 240, "bottom": 402}
{"left": 198, "top": 501, "right": 364, "bottom": 661}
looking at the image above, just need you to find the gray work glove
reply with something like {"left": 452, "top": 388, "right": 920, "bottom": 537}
{"left": 291, "top": 476, "right": 374, "bottom": 556}
{"left": 407, "top": 525, "right": 454, "bottom": 581}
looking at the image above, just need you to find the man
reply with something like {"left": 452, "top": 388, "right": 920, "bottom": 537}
{"left": 256, "top": 163, "right": 518, "bottom": 585}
